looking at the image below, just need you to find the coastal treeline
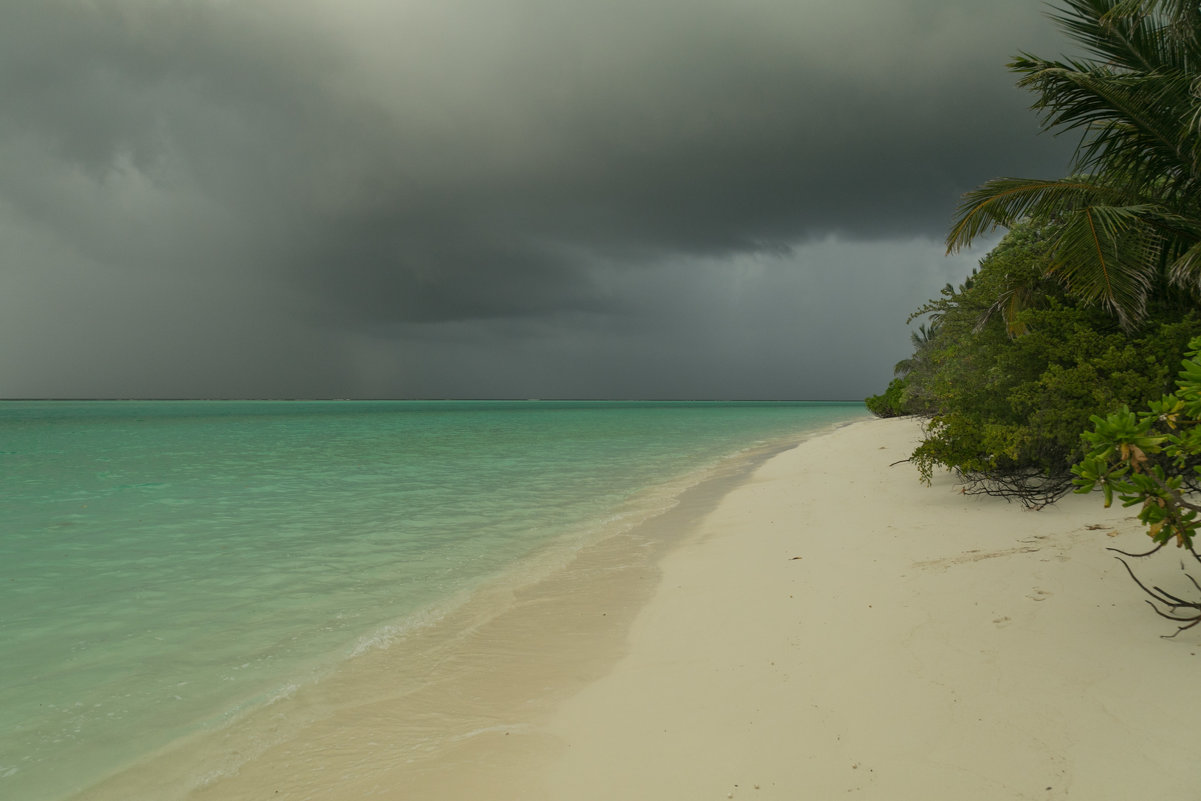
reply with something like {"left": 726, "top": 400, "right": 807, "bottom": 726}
{"left": 872, "top": 0, "right": 1201, "bottom": 631}
{"left": 873, "top": 220, "right": 1200, "bottom": 505}
{"left": 873, "top": 0, "right": 1201, "bottom": 500}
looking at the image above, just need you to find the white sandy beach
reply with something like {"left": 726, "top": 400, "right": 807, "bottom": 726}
{"left": 84, "top": 416, "right": 1200, "bottom": 801}
{"left": 535, "top": 416, "right": 1201, "bottom": 800}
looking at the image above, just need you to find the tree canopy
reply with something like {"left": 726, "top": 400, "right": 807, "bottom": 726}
{"left": 872, "top": 221, "right": 1201, "bottom": 506}
{"left": 867, "top": 0, "right": 1201, "bottom": 630}
{"left": 947, "top": 0, "right": 1201, "bottom": 328}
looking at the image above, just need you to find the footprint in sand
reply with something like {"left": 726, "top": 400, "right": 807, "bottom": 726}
{"left": 1027, "top": 588, "right": 1052, "bottom": 602}
{"left": 992, "top": 616, "right": 1011, "bottom": 627}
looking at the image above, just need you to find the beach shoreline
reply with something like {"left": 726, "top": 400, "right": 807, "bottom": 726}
{"left": 538, "top": 416, "right": 1200, "bottom": 800}
{"left": 77, "top": 416, "right": 1201, "bottom": 800}
{"left": 69, "top": 420, "right": 845, "bottom": 801}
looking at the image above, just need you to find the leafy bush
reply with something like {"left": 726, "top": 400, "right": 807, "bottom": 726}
{"left": 915, "top": 304, "right": 1198, "bottom": 496}
{"left": 892, "top": 223, "right": 1201, "bottom": 505}
{"left": 1074, "top": 335, "right": 1201, "bottom": 635}
{"left": 865, "top": 378, "right": 909, "bottom": 418}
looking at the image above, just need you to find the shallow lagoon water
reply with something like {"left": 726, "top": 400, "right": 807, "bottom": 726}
{"left": 0, "top": 400, "right": 867, "bottom": 800}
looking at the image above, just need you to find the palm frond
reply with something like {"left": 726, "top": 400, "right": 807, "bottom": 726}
{"left": 946, "top": 177, "right": 1124, "bottom": 252}
{"left": 1012, "top": 59, "right": 1198, "bottom": 188}
{"left": 949, "top": 0, "right": 1201, "bottom": 328}
{"left": 1101, "top": 0, "right": 1201, "bottom": 51}
{"left": 1056, "top": 0, "right": 1170, "bottom": 73}
{"left": 893, "top": 358, "right": 916, "bottom": 378}
{"left": 1168, "top": 239, "right": 1201, "bottom": 290}
{"left": 1049, "top": 204, "right": 1161, "bottom": 326}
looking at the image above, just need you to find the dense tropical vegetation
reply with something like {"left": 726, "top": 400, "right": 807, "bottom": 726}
{"left": 1074, "top": 336, "right": 1201, "bottom": 635}
{"left": 871, "top": 0, "right": 1201, "bottom": 496}
{"left": 948, "top": 0, "right": 1201, "bottom": 330}
{"left": 874, "top": 220, "right": 1200, "bottom": 506}
{"left": 867, "top": 0, "right": 1201, "bottom": 627}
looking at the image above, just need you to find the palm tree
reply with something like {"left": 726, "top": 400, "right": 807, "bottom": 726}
{"left": 947, "top": 0, "right": 1201, "bottom": 329}
{"left": 893, "top": 320, "right": 941, "bottom": 378}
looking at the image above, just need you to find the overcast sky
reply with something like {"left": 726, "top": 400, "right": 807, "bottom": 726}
{"left": 1, "top": 0, "right": 1076, "bottom": 399}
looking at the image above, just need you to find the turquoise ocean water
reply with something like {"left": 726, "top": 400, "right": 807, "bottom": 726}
{"left": 1, "top": 400, "right": 866, "bottom": 800}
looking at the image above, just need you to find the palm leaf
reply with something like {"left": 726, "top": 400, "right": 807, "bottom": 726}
{"left": 1049, "top": 204, "right": 1161, "bottom": 326}
{"left": 946, "top": 177, "right": 1125, "bottom": 252}
{"left": 1061, "top": 0, "right": 1197, "bottom": 71}
{"left": 1168, "top": 239, "right": 1201, "bottom": 290}
{"left": 948, "top": 0, "right": 1201, "bottom": 328}
{"left": 1012, "top": 59, "right": 1196, "bottom": 189}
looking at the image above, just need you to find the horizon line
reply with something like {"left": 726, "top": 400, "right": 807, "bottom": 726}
{"left": 0, "top": 397, "right": 866, "bottom": 404}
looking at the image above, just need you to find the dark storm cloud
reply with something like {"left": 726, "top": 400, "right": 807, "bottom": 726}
{"left": 0, "top": 0, "right": 1073, "bottom": 397}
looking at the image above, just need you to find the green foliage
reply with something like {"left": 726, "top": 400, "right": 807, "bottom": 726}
{"left": 1073, "top": 335, "right": 1201, "bottom": 634}
{"left": 863, "top": 0, "right": 1201, "bottom": 508}
{"left": 947, "top": 0, "right": 1201, "bottom": 328}
{"left": 900, "top": 222, "right": 1201, "bottom": 503}
{"left": 1073, "top": 336, "right": 1201, "bottom": 549}
{"left": 865, "top": 378, "right": 908, "bottom": 418}
{"left": 859, "top": 0, "right": 1201, "bottom": 628}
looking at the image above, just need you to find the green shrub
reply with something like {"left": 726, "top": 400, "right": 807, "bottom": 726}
{"left": 889, "top": 222, "right": 1201, "bottom": 505}
{"left": 865, "top": 378, "right": 909, "bottom": 418}
{"left": 1074, "top": 335, "right": 1201, "bottom": 635}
